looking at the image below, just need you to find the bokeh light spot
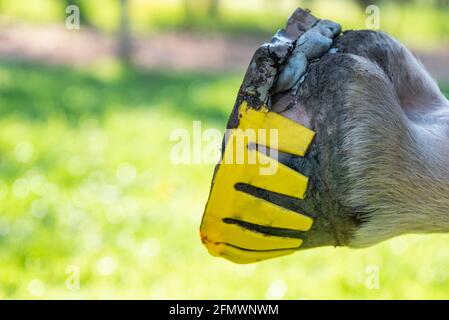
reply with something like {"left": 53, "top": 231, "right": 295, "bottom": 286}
{"left": 28, "top": 279, "right": 46, "bottom": 297}
{"left": 96, "top": 256, "right": 117, "bottom": 276}
{"left": 14, "top": 142, "right": 34, "bottom": 163}
{"left": 266, "top": 279, "right": 288, "bottom": 299}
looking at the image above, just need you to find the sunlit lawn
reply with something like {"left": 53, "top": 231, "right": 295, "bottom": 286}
{"left": 1, "top": 0, "right": 448, "bottom": 49}
{"left": 0, "top": 60, "right": 449, "bottom": 299}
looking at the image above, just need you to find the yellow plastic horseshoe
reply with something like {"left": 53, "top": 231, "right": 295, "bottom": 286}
{"left": 200, "top": 101, "right": 315, "bottom": 264}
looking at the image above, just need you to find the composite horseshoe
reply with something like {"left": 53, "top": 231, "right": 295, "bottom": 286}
{"left": 200, "top": 102, "right": 316, "bottom": 264}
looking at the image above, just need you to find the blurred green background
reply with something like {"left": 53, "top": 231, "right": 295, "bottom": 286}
{"left": 0, "top": 0, "right": 448, "bottom": 299}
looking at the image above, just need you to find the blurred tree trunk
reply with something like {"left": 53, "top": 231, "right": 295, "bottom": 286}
{"left": 184, "top": 0, "right": 220, "bottom": 21}
{"left": 184, "top": 0, "right": 193, "bottom": 25}
{"left": 354, "top": 0, "right": 377, "bottom": 9}
{"left": 208, "top": 0, "right": 219, "bottom": 18}
{"left": 118, "top": 0, "right": 131, "bottom": 64}
{"left": 436, "top": 0, "right": 449, "bottom": 7}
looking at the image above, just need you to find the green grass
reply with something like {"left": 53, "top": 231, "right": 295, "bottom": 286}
{"left": 0, "top": 60, "right": 449, "bottom": 298}
{"left": 0, "top": 0, "right": 448, "bottom": 49}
